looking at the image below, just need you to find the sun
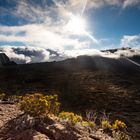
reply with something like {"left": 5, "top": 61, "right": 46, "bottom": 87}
{"left": 66, "top": 15, "right": 86, "bottom": 35}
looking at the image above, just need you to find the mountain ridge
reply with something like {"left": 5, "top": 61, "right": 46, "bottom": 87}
{"left": 0, "top": 53, "right": 16, "bottom": 66}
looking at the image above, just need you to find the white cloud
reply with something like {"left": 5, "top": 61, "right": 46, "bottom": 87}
{"left": 0, "top": 24, "right": 93, "bottom": 52}
{"left": 1, "top": 46, "right": 32, "bottom": 63}
{"left": 0, "top": 45, "right": 140, "bottom": 64}
{"left": 0, "top": 0, "right": 101, "bottom": 52}
{"left": 1, "top": 0, "right": 140, "bottom": 64}
{"left": 114, "top": 48, "right": 140, "bottom": 57}
{"left": 121, "top": 35, "right": 140, "bottom": 48}
{"left": 62, "top": 0, "right": 140, "bottom": 11}
{"left": 0, "top": 46, "right": 50, "bottom": 64}
{"left": 0, "top": 46, "right": 104, "bottom": 64}
{"left": 123, "top": 0, "right": 140, "bottom": 9}
{"left": 0, "top": 0, "right": 139, "bottom": 51}
{"left": 1, "top": 0, "right": 140, "bottom": 26}
{"left": 3, "top": 0, "right": 139, "bottom": 27}
{"left": 65, "top": 48, "right": 103, "bottom": 57}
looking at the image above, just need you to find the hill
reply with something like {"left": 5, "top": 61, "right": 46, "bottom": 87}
{"left": 0, "top": 54, "right": 140, "bottom": 139}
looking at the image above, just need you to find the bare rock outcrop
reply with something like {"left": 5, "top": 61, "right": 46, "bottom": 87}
{"left": 0, "top": 53, "right": 16, "bottom": 66}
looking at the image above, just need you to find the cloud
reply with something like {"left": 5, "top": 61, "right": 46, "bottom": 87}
{"left": 0, "top": 45, "right": 109, "bottom": 64}
{"left": 0, "top": 0, "right": 139, "bottom": 44}
{"left": 0, "top": 45, "right": 140, "bottom": 64}
{"left": 0, "top": 24, "right": 93, "bottom": 52}
{"left": 0, "top": 0, "right": 140, "bottom": 65}
{"left": 0, "top": 0, "right": 101, "bottom": 51}
{"left": 0, "top": 45, "right": 105, "bottom": 64}
{"left": 65, "top": 48, "right": 103, "bottom": 57}
{"left": 0, "top": 46, "right": 50, "bottom": 64}
{"left": 0, "top": 46, "right": 104, "bottom": 64}
{"left": 13, "top": 0, "right": 52, "bottom": 23}
{"left": 121, "top": 35, "right": 140, "bottom": 48}
{"left": 123, "top": 0, "right": 140, "bottom": 9}
{"left": 62, "top": 0, "right": 140, "bottom": 11}
{"left": 1, "top": 0, "right": 139, "bottom": 26}
{"left": 114, "top": 48, "right": 140, "bottom": 57}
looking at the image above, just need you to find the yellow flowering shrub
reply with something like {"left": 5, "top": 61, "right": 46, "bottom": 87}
{"left": 45, "top": 94, "right": 60, "bottom": 115}
{"left": 101, "top": 120, "right": 112, "bottom": 130}
{"left": 112, "top": 120, "right": 127, "bottom": 131}
{"left": 0, "top": 93, "right": 5, "bottom": 100}
{"left": 88, "top": 121, "right": 95, "bottom": 128}
{"left": 82, "top": 121, "right": 95, "bottom": 128}
{"left": 59, "top": 112, "right": 82, "bottom": 125}
{"left": 19, "top": 93, "right": 60, "bottom": 117}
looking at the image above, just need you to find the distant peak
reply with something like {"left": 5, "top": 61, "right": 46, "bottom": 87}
{"left": 0, "top": 53, "right": 16, "bottom": 66}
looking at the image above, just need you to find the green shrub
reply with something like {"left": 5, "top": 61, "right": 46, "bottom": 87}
{"left": 59, "top": 112, "right": 82, "bottom": 125}
{"left": 19, "top": 93, "right": 60, "bottom": 117}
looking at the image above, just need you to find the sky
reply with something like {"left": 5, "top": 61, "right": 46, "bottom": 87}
{"left": 0, "top": 0, "right": 140, "bottom": 63}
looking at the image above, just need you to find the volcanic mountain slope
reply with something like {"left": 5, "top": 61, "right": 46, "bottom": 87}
{"left": 0, "top": 53, "right": 16, "bottom": 66}
{"left": 0, "top": 55, "right": 140, "bottom": 139}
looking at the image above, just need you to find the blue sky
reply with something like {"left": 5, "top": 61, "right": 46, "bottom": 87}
{"left": 0, "top": 0, "right": 140, "bottom": 63}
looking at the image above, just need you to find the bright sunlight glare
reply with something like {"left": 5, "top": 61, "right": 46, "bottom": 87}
{"left": 66, "top": 14, "right": 99, "bottom": 44}
{"left": 66, "top": 15, "right": 86, "bottom": 34}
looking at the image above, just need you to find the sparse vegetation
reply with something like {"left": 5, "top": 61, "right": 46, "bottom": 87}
{"left": 0, "top": 53, "right": 139, "bottom": 139}
{"left": 59, "top": 111, "right": 82, "bottom": 125}
{"left": 0, "top": 93, "right": 5, "bottom": 101}
{"left": 82, "top": 120, "right": 95, "bottom": 128}
{"left": 101, "top": 120, "right": 112, "bottom": 130}
{"left": 45, "top": 94, "right": 60, "bottom": 115}
{"left": 19, "top": 93, "right": 60, "bottom": 117}
{"left": 0, "top": 92, "right": 130, "bottom": 139}
{"left": 8, "top": 95, "right": 22, "bottom": 102}
{"left": 0, "top": 93, "right": 23, "bottom": 102}
{"left": 112, "top": 120, "right": 127, "bottom": 131}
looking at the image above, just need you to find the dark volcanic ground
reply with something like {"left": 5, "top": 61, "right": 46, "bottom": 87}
{"left": 0, "top": 55, "right": 140, "bottom": 139}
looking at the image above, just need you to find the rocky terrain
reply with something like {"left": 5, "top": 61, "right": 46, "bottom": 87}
{"left": 0, "top": 104, "right": 116, "bottom": 140}
{"left": 0, "top": 53, "right": 140, "bottom": 139}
